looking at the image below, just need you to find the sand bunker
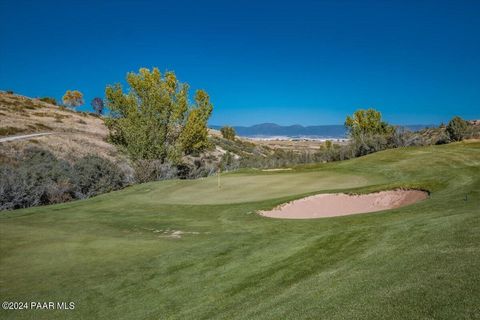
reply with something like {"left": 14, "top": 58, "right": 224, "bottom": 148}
{"left": 259, "top": 190, "right": 428, "bottom": 219}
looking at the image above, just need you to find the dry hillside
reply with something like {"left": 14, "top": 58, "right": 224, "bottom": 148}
{"left": 0, "top": 92, "right": 330, "bottom": 172}
{"left": 0, "top": 92, "right": 125, "bottom": 165}
{"left": 0, "top": 93, "right": 246, "bottom": 168}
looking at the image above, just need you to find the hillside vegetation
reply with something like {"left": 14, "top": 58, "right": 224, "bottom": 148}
{"left": 0, "top": 92, "right": 123, "bottom": 163}
{"left": 2, "top": 91, "right": 479, "bottom": 211}
{"left": 1, "top": 141, "right": 479, "bottom": 319}
{"left": 0, "top": 92, "right": 296, "bottom": 174}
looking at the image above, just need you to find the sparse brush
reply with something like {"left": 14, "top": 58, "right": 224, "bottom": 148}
{"left": 38, "top": 97, "right": 57, "bottom": 105}
{"left": 0, "top": 126, "right": 27, "bottom": 137}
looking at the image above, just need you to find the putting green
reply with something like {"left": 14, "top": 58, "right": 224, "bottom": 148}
{"left": 120, "top": 170, "right": 374, "bottom": 205}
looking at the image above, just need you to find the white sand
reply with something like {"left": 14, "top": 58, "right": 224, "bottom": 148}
{"left": 259, "top": 190, "right": 428, "bottom": 219}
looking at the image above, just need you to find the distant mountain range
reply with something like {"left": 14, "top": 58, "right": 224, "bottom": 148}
{"left": 210, "top": 123, "right": 436, "bottom": 139}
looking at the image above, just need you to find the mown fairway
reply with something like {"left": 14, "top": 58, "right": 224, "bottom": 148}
{"left": 1, "top": 142, "right": 479, "bottom": 319}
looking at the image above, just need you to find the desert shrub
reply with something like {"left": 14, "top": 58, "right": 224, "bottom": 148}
{"left": 39, "top": 97, "right": 57, "bottom": 105}
{"left": 0, "top": 167, "right": 26, "bottom": 210}
{"left": 0, "top": 148, "right": 74, "bottom": 210}
{"left": 132, "top": 156, "right": 220, "bottom": 183}
{"left": 446, "top": 116, "right": 468, "bottom": 141}
{"left": 185, "top": 159, "right": 217, "bottom": 178}
{"left": 73, "top": 155, "right": 125, "bottom": 198}
{"left": 349, "top": 133, "right": 390, "bottom": 156}
{"left": 465, "top": 122, "right": 480, "bottom": 139}
{"left": 78, "top": 119, "right": 87, "bottom": 124}
{"left": 133, "top": 160, "right": 179, "bottom": 183}
{"left": 389, "top": 127, "right": 427, "bottom": 147}
{"left": 434, "top": 130, "right": 451, "bottom": 145}
{"left": 220, "top": 151, "right": 238, "bottom": 170}
{"left": 22, "top": 149, "right": 74, "bottom": 205}
{"left": 0, "top": 148, "right": 126, "bottom": 211}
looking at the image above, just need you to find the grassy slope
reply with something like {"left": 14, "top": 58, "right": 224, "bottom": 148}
{"left": 1, "top": 142, "right": 479, "bottom": 319}
{"left": 0, "top": 92, "right": 122, "bottom": 163}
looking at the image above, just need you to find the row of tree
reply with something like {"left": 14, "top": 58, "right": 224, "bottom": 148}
{"left": 61, "top": 90, "right": 105, "bottom": 115}
{"left": 40, "top": 91, "right": 105, "bottom": 115}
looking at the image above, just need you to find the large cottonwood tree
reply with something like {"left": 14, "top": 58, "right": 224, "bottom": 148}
{"left": 105, "top": 68, "right": 213, "bottom": 162}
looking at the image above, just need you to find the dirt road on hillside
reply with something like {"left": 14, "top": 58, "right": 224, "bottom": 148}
{"left": 0, "top": 132, "right": 54, "bottom": 143}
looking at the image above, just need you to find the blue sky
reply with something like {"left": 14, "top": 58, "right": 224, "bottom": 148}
{"left": 0, "top": 0, "right": 479, "bottom": 126}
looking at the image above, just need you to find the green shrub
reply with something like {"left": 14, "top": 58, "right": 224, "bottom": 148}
{"left": 446, "top": 116, "right": 468, "bottom": 141}
{"left": 220, "top": 126, "right": 236, "bottom": 140}
{"left": 39, "top": 97, "right": 57, "bottom": 105}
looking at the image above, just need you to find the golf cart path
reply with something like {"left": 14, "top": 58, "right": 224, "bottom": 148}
{"left": 0, "top": 132, "right": 54, "bottom": 143}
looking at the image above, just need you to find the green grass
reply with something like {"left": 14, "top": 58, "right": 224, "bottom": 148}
{"left": 1, "top": 141, "right": 479, "bottom": 319}
{"left": 121, "top": 170, "right": 373, "bottom": 205}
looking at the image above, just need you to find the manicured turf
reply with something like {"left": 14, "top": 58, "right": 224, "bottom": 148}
{"left": 1, "top": 141, "right": 479, "bottom": 319}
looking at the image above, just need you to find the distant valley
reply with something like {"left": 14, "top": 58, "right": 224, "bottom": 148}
{"left": 210, "top": 123, "right": 436, "bottom": 139}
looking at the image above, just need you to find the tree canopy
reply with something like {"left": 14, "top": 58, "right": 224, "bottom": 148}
{"left": 345, "top": 108, "right": 393, "bottom": 138}
{"left": 91, "top": 97, "right": 104, "bottom": 115}
{"left": 62, "top": 90, "right": 84, "bottom": 108}
{"left": 220, "top": 126, "right": 236, "bottom": 140}
{"left": 105, "top": 67, "right": 213, "bottom": 162}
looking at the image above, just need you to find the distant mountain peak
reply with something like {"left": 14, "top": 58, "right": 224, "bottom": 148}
{"left": 251, "top": 123, "right": 282, "bottom": 128}
{"left": 210, "top": 123, "right": 346, "bottom": 138}
{"left": 210, "top": 122, "right": 435, "bottom": 139}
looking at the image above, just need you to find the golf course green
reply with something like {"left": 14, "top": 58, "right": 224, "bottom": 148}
{"left": 1, "top": 141, "right": 479, "bottom": 319}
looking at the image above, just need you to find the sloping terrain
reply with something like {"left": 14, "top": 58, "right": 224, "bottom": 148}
{"left": 0, "top": 92, "right": 123, "bottom": 164}
{"left": 0, "top": 93, "right": 271, "bottom": 167}
{"left": 1, "top": 141, "right": 479, "bottom": 319}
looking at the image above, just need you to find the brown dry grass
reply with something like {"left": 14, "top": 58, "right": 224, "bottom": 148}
{"left": 0, "top": 92, "right": 127, "bottom": 165}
